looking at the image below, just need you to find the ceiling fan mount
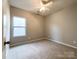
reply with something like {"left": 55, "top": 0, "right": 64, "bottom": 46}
{"left": 41, "top": 0, "right": 52, "bottom": 4}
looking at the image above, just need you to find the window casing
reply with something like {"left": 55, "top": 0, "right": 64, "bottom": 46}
{"left": 12, "top": 16, "right": 26, "bottom": 37}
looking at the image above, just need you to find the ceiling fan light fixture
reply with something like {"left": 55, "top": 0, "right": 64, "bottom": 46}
{"left": 40, "top": 7, "right": 50, "bottom": 13}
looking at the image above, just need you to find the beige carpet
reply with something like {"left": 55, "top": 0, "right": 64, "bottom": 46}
{"left": 6, "top": 40, "right": 76, "bottom": 59}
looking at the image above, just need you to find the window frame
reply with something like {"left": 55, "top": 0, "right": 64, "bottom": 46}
{"left": 11, "top": 16, "right": 27, "bottom": 37}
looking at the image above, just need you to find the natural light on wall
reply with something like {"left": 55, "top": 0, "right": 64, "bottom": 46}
{"left": 3, "top": 15, "right": 7, "bottom": 38}
{"left": 13, "top": 16, "right": 26, "bottom": 37}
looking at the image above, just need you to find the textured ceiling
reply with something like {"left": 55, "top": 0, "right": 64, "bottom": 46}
{"left": 9, "top": 0, "right": 77, "bottom": 16}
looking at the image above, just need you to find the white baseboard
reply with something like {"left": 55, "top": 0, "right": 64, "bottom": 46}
{"left": 10, "top": 37, "right": 47, "bottom": 47}
{"left": 49, "top": 39, "right": 77, "bottom": 49}
{"left": 10, "top": 37, "right": 77, "bottom": 49}
{"left": 26, "top": 37, "right": 47, "bottom": 43}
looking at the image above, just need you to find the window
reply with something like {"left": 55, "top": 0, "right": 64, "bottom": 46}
{"left": 13, "top": 16, "right": 26, "bottom": 37}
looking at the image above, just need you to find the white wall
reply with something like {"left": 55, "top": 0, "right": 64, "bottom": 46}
{"left": 45, "top": 4, "right": 77, "bottom": 47}
{"left": 10, "top": 6, "right": 45, "bottom": 45}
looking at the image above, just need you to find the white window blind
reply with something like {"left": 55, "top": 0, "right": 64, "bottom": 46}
{"left": 13, "top": 16, "right": 26, "bottom": 37}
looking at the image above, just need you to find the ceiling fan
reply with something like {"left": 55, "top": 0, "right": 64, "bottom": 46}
{"left": 33, "top": 0, "right": 53, "bottom": 16}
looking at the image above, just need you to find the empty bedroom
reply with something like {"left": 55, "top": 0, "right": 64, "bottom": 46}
{"left": 2, "top": 0, "right": 77, "bottom": 59}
